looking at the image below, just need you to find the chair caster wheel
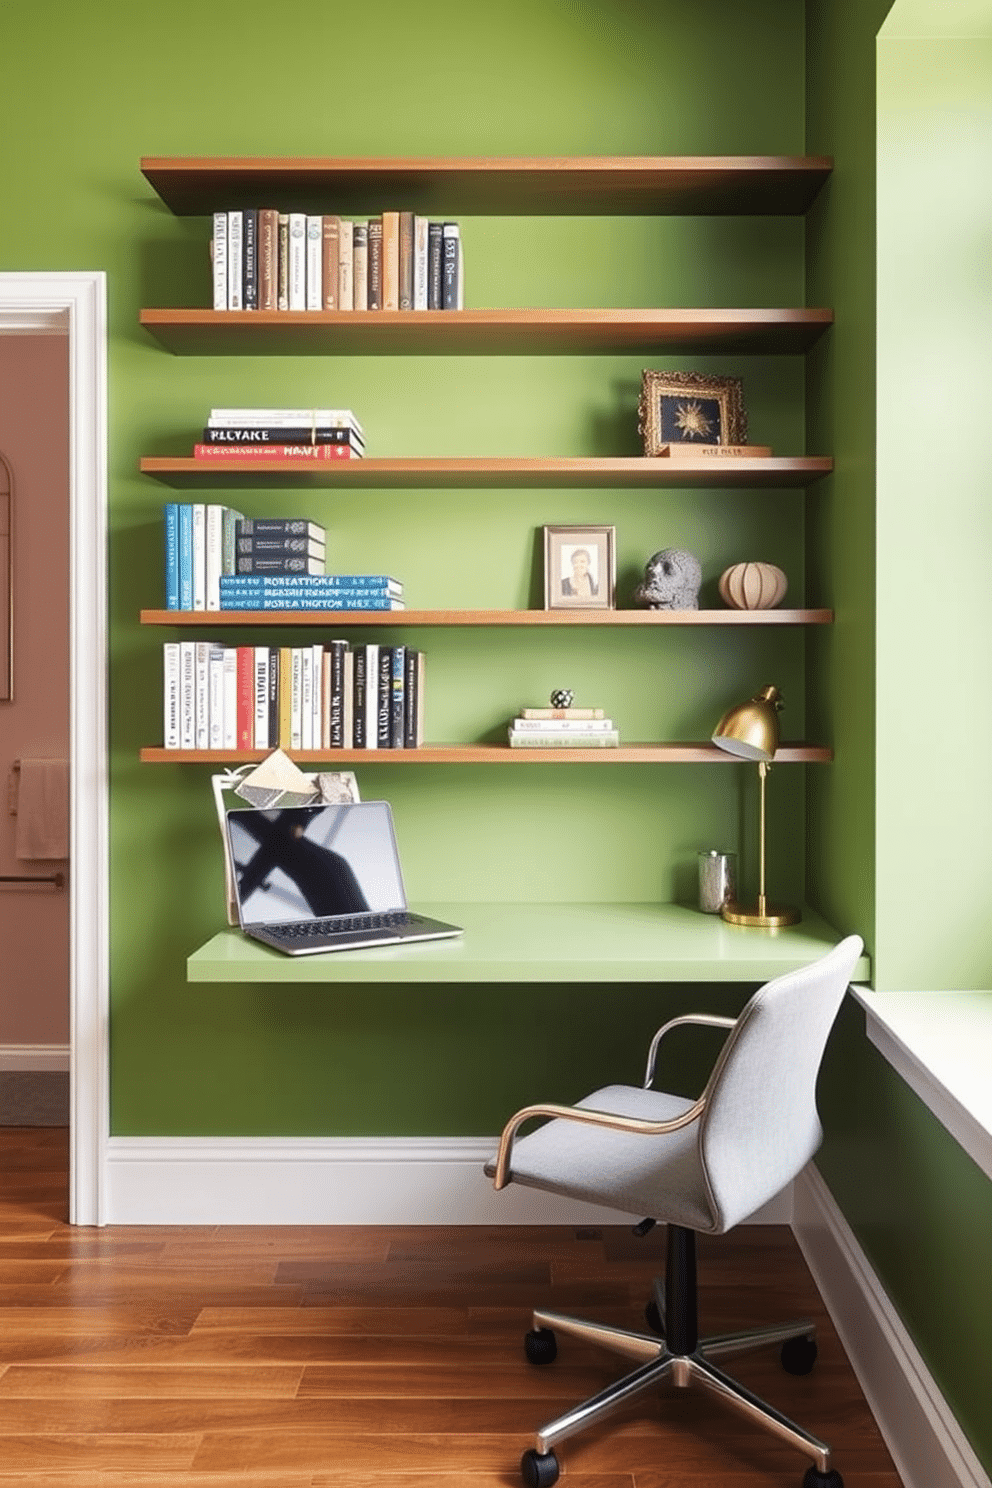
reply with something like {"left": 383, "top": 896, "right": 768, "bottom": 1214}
{"left": 782, "top": 1335, "right": 818, "bottom": 1375}
{"left": 521, "top": 1447, "right": 560, "bottom": 1487}
{"left": 802, "top": 1468, "right": 843, "bottom": 1488}
{"left": 524, "top": 1327, "right": 557, "bottom": 1365}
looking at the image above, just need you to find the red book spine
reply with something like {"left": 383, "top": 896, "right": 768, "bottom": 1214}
{"left": 192, "top": 444, "right": 360, "bottom": 461}
{"left": 236, "top": 646, "right": 254, "bottom": 749}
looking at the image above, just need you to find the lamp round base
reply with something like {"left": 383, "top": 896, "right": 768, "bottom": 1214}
{"left": 720, "top": 900, "right": 801, "bottom": 928}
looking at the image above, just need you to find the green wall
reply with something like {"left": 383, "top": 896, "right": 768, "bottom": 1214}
{"left": 3, "top": 0, "right": 814, "bottom": 1137}
{"left": 806, "top": 0, "right": 992, "bottom": 1470}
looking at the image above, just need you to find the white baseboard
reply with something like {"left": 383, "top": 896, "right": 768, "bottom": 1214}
{"left": 793, "top": 1164, "right": 990, "bottom": 1488}
{"left": 103, "top": 1135, "right": 792, "bottom": 1228}
{"left": 0, "top": 1043, "right": 70, "bottom": 1072}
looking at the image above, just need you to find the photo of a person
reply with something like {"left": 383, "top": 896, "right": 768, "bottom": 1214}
{"left": 561, "top": 546, "right": 598, "bottom": 598}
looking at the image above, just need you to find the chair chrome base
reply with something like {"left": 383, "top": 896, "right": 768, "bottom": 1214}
{"left": 530, "top": 1305, "right": 832, "bottom": 1474}
{"left": 521, "top": 1224, "right": 839, "bottom": 1487}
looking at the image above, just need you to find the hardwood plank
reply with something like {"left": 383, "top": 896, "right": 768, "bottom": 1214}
{"left": 0, "top": 1363, "right": 305, "bottom": 1399}
{"left": 0, "top": 1432, "right": 201, "bottom": 1471}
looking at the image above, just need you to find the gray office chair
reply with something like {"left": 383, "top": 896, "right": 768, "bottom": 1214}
{"left": 488, "top": 933, "right": 864, "bottom": 1488}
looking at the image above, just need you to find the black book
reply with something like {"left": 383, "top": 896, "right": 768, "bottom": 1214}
{"left": 236, "top": 518, "right": 326, "bottom": 542}
{"left": 235, "top": 555, "right": 325, "bottom": 575}
{"left": 236, "top": 536, "right": 325, "bottom": 558}
{"left": 328, "top": 639, "right": 348, "bottom": 747}
{"left": 427, "top": 222, "right": 444, "bottom": 310}
{"left": 376, "top": 646, "right": 393, "bottom": 748}
{"left": 441, "top": 223, "right": 459, "bottom": 310}
{"left": 403, "top": 648, "right": 424, "bottom": 749}
{"left": 243, "top": 209, "right": 259, "bottom": 310}
{"left": 204, "top": 426, "right": 363, "bottom": 449}
{"left": 267, "top": 646, "right": 279, "bottom": 748}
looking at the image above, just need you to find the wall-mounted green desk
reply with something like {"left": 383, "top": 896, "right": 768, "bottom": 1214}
{"left": 188, "top": 902, "right": 870, "bottom": 984}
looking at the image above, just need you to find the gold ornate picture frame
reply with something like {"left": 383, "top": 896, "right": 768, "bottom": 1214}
{"left": 638, "top": 371, "right": 748, "bottom": 456}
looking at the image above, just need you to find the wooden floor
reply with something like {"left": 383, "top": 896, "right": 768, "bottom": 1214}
{"left": 0, "top": 1128, "right": 903, "bottom": 1488}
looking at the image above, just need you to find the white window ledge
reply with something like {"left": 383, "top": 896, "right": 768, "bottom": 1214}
{"left": 851, "top": 987, "right": 992, "bottom": 1183}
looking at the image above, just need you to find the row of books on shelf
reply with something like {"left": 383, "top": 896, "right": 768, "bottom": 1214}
{"left": 507, "top": 706, "right": 620, "bottom": 748}
{"left": 163, "top": 641, "right": 424, "bottom": 752}
{"left": 194, "top": 406, "right": 365, "bottom": 462}
{"left": 212, "top": 210, "right": 464, "bottom": 313}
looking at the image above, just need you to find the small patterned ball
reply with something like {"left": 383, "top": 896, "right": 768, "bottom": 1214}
{"left": 550, "top": 688, "right": 574, "bottom": 708}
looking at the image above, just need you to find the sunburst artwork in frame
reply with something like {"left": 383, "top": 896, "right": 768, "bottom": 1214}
{"left": 638, "top": 371, "right": 748, "bottom": 456}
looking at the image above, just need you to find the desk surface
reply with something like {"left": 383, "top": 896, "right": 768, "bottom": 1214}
{"left": 187, "top": 902, "right": 870, "bottom": 984}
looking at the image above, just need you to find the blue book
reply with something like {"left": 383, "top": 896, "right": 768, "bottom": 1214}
{"left": 219, "top": 596, "right": 405, "bottom": 611}
{"left": 178, "top": 503, "right": 193, "bottom": 611}
{"left": 219, "top": 573, "right": 401, "bottom": 592}
{"left": 164, "top": 504, "right": 179, "bottom": 610}
{"left": 390, "top": 644, "right": 406, "bottom": 747}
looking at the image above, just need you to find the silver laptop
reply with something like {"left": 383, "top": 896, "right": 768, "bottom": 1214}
{"left": 227, "top": 800, "right": 463, "bottom": 955}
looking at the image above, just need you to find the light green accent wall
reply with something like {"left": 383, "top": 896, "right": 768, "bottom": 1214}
{"left": 807, "top": 1, "right": 992, "bottom": 1471}
{"left": 875, "top": 31, "right": 992, "bottom": 990}
{"left": 2, "top": 0, "right": 812, "bottom": 1137}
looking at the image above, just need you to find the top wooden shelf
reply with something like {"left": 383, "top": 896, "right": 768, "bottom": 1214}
{"left": 140, "top": 155, "right": 833, "bottom": 217}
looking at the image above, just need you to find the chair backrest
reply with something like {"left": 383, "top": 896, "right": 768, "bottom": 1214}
{"left": 696, "top": 934, "right": 864, "bottom": 1233}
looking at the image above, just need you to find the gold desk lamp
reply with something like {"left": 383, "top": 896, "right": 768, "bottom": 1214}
{"left": 711, "top": 683, "right": 800, "bottom": 928}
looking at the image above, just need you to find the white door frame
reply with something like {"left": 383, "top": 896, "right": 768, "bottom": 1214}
{"left": 0, "top": 272, "right": 108, "bottom": 1225}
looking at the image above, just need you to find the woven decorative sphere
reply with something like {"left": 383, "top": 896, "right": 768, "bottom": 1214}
{"left": 550, "top": 688, "right": 574, "bottom": 708}
{"left": 718, "top": 561, "right": 788, "bottom": 610}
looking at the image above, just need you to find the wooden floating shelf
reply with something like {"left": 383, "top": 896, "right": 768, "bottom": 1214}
{"left": 139, "top": 743, "right": 832, "bottom": 765}
{"left": 140, "top": 455, "right": 833, "bottom": 490}
{"left": 141, "top": 608, "right": 832, "bottom": 627}
{"left": 141, "top": 154, "right": 832, "bottom": 218}
{"left": 139, "top": 307, "right": 832, "bottom": 357}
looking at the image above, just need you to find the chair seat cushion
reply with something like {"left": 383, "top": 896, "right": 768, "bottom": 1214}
{"left": 486, "top": 1085, "right": 718, "bottom": 1232}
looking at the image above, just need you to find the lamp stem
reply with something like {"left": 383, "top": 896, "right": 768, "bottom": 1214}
{"left": 757, "top": 760, "right": 767, "bottom": 917}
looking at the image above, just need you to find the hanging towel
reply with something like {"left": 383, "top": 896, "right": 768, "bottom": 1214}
{"left": 14, "top": 758, "right": 69, "bottom": 859}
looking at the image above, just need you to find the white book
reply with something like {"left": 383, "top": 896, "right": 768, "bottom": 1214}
{"left": 363, "top": 642, "right": 379, "bottom": 750}
{"left": 338, "top": 220, "right": 354, "bottom": 310}
{"left": 209, "top": 407, "right": 363, "bottom": 431}
{"left": 511, "top": 717, "right": 616, "bottom": 732}
{"left": 205, "top": 504, "right": 224, "bottom": 610}
{"left": 191, "top": 503, "right": 206, "bottom": 611}
{"left": 413, "top": 216, "right": 429, "bottom": 310}
{"left": 290, "top": 648, "right": 303, "bottom": 750}
{"left": 312, "top": 643, "right": 324, "bottom": 746}
{"left": 222, "top": 647, "right": 238, "bottom": 750}
{"left": 300, "top": 648, "right": 314, "bottom": 750}
{"left": 305, "top": 215, "right": 323, "bottom": 311}
{"left": 254, "top": 646, "right": 270, "bottom": 749}
{"left": 194, "top": 641, "right": 211, "bottom": 750}
{"left": 353, "top": 222, "right": 368, "bottom": 311}
{"left": 342, "top": 649, "right": 355, "bottom": 747}
{"left": 179, "top": 641, "right": 196, "bottom": 750}
{"left": 208, "top": 644, "right": 226, "bottom": 750}
{"left": 163, "top": 643, "right": 181, "bottom": 749}
{"left": 212, "top": 212, "right": 228, "bottom": 312}
{"left": 227, "top": 212, "right": 243, "bottom": 311}
{"left": 288, "top": 213, "right": 307, "bottom": 311}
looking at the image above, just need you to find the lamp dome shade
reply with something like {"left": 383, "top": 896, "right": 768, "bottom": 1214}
{"left": 711, "top": 684, "right": 783, "bottom": 761}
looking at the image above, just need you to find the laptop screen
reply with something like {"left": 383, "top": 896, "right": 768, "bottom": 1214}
{"left": 228, "top": 802, "right": 407, "bottom": 926}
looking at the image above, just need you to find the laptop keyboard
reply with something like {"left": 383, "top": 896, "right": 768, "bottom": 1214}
{"left": 276, "top": 911, "right": 422, "bottom": 940}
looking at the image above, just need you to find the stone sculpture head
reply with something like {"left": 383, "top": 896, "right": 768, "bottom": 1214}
{"left": 634, "top": 548, "right": 702, "bottom": 610}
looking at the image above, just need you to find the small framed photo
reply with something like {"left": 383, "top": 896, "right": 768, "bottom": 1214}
{"left": 638, "top": 371, "right": 748, "bottom": 456}
{"left": 543, "top": 525, "right": 616, "bottom": 610}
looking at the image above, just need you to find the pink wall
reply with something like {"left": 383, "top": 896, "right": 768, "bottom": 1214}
{"left": 0, "top": 334, "right": 70, "bottom": 1048}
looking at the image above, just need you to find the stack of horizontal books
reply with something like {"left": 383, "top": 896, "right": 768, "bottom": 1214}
{"left": 163, "top": 640, "right": 423, "bottom": 752}
{"left": 507, "top": 705, "right": 619, "bottom": 748}
{"left": 212, "top": 210, "right": 464, "bottom": 313}
{"left": 193, "top": 407, "right": 364, "bottom": 462}
{"left": 219, "top": 572, "right": 404, "bottom": 612}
